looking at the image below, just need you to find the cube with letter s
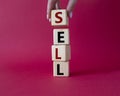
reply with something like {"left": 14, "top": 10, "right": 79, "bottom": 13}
{"left": 51, "top": 9, "right": 68, "bottom": 26}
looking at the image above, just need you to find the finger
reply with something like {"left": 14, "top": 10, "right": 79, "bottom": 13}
{"left": 55, "top": 0, "right": 60, "bottom": 9}
{"left": 66, "top": 0, "right": 77, "bottom": 18}
{"left": 47, "top": 0, "right": 57, "bottom": 19}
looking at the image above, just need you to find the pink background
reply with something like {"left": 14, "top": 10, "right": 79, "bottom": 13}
{"left": 0, "top": 0, "right": 120, "bottom": 96}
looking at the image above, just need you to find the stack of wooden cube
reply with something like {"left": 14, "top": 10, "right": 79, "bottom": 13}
{"left": 51, "top": 9, "right": 71, "bottom": 77}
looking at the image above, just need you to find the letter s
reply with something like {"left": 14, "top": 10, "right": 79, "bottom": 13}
{"left": 55, "top": 12, "right": 62, "bottom": 23}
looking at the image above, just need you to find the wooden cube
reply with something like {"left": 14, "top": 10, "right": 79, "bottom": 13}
{"left": 51, "top": 9, "right": 68, "bottom": 26}
{"left": 53, "top": 61, "right": 69, "bottom": 77}
{"left": 52, "top": 45, "right": 71, "bottom": 61}
{"left": 53, "top": 29, "right": 70, "bottom": 45}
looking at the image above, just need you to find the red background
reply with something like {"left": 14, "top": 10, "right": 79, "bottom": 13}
{"left": 0, "top": 0, "right": 120, "bottom": 96}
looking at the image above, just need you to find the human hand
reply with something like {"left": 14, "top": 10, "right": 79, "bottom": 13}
{"left": 47, "top": 0, "right": 77, "bottom": 20}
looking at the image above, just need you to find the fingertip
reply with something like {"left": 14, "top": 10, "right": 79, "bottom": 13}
{"left": 66, "top": 10, "right": 73, "bottom": 18}
{"left": 47, "top": 11, "right": 51, "bottom": 20}
{"left": 69, "top": 12, "right": 73, "bottom": 18}
{"left": 47, "top": 14, "right": 49, "bottom": 20}
{"left": 49, "top": 18, "right": 51, "bottom": 22}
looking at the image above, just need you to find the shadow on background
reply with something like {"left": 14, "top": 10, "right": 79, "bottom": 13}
{"left": 71, "top": 65, "right": 120, "bottom": 77}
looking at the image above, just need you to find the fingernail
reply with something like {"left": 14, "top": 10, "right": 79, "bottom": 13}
{"left": 69, "top": 12, "right": 73, "bottom": 18}
{"left": 49, "top": 19, "right": 51, "bottom": 22}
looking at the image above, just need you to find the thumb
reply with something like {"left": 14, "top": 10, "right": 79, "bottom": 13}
{"left": 66, "top": 0, "right": 77, "bottom": 18}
